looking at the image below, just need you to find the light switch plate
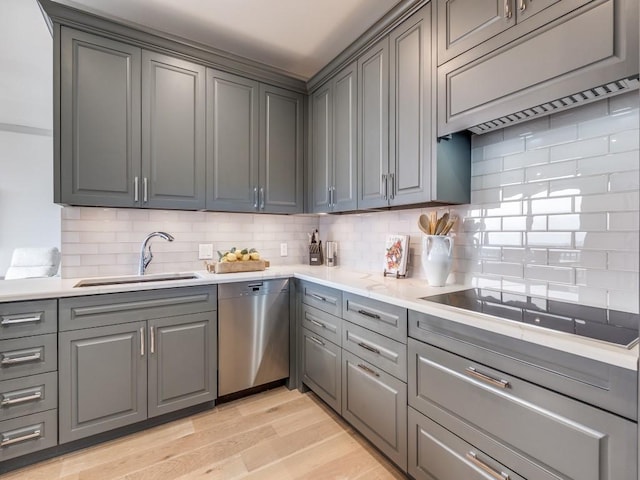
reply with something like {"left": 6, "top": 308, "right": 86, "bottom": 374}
{"left": 198, "top": 244, "right": 214, "bottom": 260}
{"left": 280, "top": 243, "right": 288, "bottom": 257}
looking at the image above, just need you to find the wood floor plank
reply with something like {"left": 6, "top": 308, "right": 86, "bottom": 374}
{"left": 171, "top": 455, "right": 248, "bottom": 480}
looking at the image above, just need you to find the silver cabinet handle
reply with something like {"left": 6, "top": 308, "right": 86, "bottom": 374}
{"left": 253, "top": 187, "right": 258, "bottom": 209}
{"left": 310, "top": 293, "right": 327, "bottom": 302}
{"left": 0, "top": 427, "right": 42, "bottom": 448}
{"left": 134, "top": 176, "right": 139, "bottom": 202}
{"left": 150, "top": 326, "right": 155, "bottom": 354}
{"left": 389, "top": 173, "right": 395, "bottom": 200}
{"left": 1, "top": 313, "right": 42, "bottom": 326}
{"left": 1, "top": 350, "right": 42, "bottom": 366}
{"left": 357, "top": 363, "right": 380, "bottom": 377}
{"left": 308, "top": 336, "right": 325, "bottom": 347}
{"left": 505, "top": 0, "right": 512, "bottom": 18}
{"left": 357, "top": 342, "right": 381, "bottom": 355}
{"left": 143, "top": 177, "right": 148, "bottom": 203}
{"left": 310, "top": 319, "right": 326, "bottom": 329}
{"left": 1, "top": 389, "right": 43, "bottom": 406}
{"left": 466, "top": 452, "right": 510, "bottom": 480}
{"left": 259, "top": 187, "right": 265, "bottom": 210}
{"left": 381, "top": 174, "right": 388, "bottom": 200}
{"left": 357, "top": 309, "right": 381, "bottom": 320}
{"left": 140, "top": 327, "right": 145, "bottom": 356}
{"left": 331, "top": 186, "right": 336, "bottom": 207}
{"left": 519, "top": 0, "right": 526, "bottom": 11}
{"left": 466, "top": 367, "right": 510, "bottom": 389}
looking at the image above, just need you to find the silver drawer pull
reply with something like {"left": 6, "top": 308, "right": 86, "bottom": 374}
{"left": 310, "top": 319, "right": 326, "bottom": 329}
{"left": 140, "top": 327, "right": 145, "bottom": 356}
{"left": 505, "top": 0, "right": 512, "bottom": 19}
{"left": 466, "top": 367, "right": 510, "bottom": 389}
{"left": 518, "top": 0, "right": 526, "bottom": 11}
{"left": 1, "top": 313, "right": 43, "bottom": 326}
{"left": 466, "top": 452, "right": 510, "bottom": 480}
{"left": 1, "top": 351, "right": 42, "bottom": 366}
{"left": 357, "top": 342, "right": 381, "bottom": 355}
{"left": 1, "top": 427, "right": 42, "bottom": 447}
{"left": 310, "top": 293, "right": 328, "bottom": 302}
{"left": 357, "top": 309, "right": 381, "bottom": 320}
{"left": 309, "top": 336, "right": 325, "bottom": 347}
{"left": 357, "top": 363, "right": 380, "bottom": 377}
{"left": 1, "top": 391, "right": 42, "bottom": 406}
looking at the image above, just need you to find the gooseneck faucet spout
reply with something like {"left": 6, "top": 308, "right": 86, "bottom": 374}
{"left": 138, "top": 232, "right": 175, "bottom": 275}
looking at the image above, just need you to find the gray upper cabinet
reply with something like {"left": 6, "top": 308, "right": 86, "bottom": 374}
{"left": 437, "top": 0, "right": 638, "bottom": 135}
{"left": 206, "top": 69, "right": 260, "bottom": 212}
{"left": 259, "top": 84, "right": 304, "bottom": 214}
{"left": 59, "top": 27, "right": 141, "bottom": 207}
{"left": 58, "top": 27, "right": 207, "bottom": 209}
{"left": 206, "top": 70, "right": 303, "bottom": 213}
{"left": 142, "top": 51, "right": 206, "bottom": 210}
{"left": 358, "top": 37, "right": 390, "bottom": 210}
{"left": 310, "top": 62, "right": 358, "bottom": 213}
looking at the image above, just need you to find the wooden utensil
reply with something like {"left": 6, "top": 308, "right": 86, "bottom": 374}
{"left": 418, "top": 214, "right": 431, "bottom": 235}
{"left": 440, "top": 218, "right": 456, "bottom": 235}
{"left": 434, "top": 213, "right": 449, "bottom": 235}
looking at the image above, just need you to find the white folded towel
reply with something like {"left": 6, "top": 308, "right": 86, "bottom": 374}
{"left": 4, "top": 247, "right": 61, "bottom": 280}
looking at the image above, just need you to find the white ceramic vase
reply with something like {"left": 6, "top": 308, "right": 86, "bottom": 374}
{"left": 421, "top": 235, "right": 453, "bottom": 287}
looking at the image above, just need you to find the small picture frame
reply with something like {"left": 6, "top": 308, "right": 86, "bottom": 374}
{"left": 383, "top": 234, "right": 410, "bottom": 278}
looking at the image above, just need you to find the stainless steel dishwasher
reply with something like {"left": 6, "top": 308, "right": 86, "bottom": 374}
{"left": 218, "top": 279, "right": 290, "bottom": 396}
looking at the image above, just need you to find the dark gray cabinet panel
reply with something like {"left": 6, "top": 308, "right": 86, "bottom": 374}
{"left": 59, "top": 27, "right": 141, "bottom": 207}
{"left": 0, "top": 372, "right": 57, "bottom": 422}
{"left": 343, "top": 292, "right": 407, "bottom": 343}
{"left": 0, "top": 300, "right": 57, "bottom": 340}
{"left": 206, "top": 69, "right": 259, "bottom": 212}
{"left": 0, "top": 409, "right": 58, "bottom": 462}
{"left": 342, "top": 350, "right": 407, "bottom": 471}
{"left": 142, "top": 51, "right": 206, "bottom": 210}
{"left": 0, "top": 335, "right": 57, "bottom": 382}
{"left": 389, "top": 4, "right": 432, "bottom": 206}
{"left": 301, "top": 328, "right": 341, "bottom": 414}
{"left": 310, "top": 83, "right": 332, "bottom": 212}
{"left": 301, "top": 304, "right": 341, "bottom": 346}
{"left": 300, "top": 282, "right": 342, "bottom": 318}
{"left": 59, "top": 321, "right": 147, "bottom": 443}
{"left": 259, "top": 84, "right": 304, "bottom": 214}
{"left": 148, "top": 312, "right": 216, "bottom": 417}
{"left": 358, "top": 37, "right": 389, "bottom": 210}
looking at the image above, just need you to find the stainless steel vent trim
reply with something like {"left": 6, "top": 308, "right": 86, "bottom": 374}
{"left": 469, "top": 75, "right": 640, "bottom": 135}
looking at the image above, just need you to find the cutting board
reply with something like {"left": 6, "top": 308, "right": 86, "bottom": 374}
{"left": 208, "top": 259, "right": 270, "bottom": 274}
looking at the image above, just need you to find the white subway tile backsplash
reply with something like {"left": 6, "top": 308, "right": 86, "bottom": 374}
{"left": 503, "top": 148, "right": 549, "bottom": 170}
{"left": 578, "top": 108, "right": 639, "bottom": 139}
{"left": 609, "top": 171, "right": 639, "bottom": 192}
{"left": 548, "top": 175, "right": 608, "bottom": 197}
{"left": 577, "top": 150, "right": 639, "bottom": 176}
{"left": 502, "top": 182, "right": 548, "bottom": 201}
{"left": 609, "top": 129, "right": 639, "bottom": 153}
{"left": 526, "top": 232, "right": 573, "bottom": 247}
{"left": 483, "top": 261, "right": 523, "bottom": 278}
{"left": 550, "top": 99, "right": 608, "bottom": 129}
{"left": 549, "top": 136, "right": 608, "bottom": 162}
{"left": 608, "top": 212, "right": 639, "bottom": 231}
{"left": 525, "top": 161, "right": 576, "bottom": 183}
{"left": 502, "top": 248, "right": 548, "bottom": 264}
{"left": 481, "top": 169, "right": 525, "bottom": 189}
{"left": 608, "top": 251, "right": 639, "bottom": 272}
{"left": 575, "top": 231, "right": 639, "bottom": 251}
{"left": 525, "top": 265, "right": 575, "bottom": 284}
{"left": 548, "top": 249, "right": 607, "bottom": 269}
{"left": 472, "top": 157, "right": 503, "bottom": 175}
{"left": 547, "top": 213, "right": 606, "bottom": 231}
{"left": 483, "top": 137, "right": 525, "bottom": 159}
{"left": 529, "top": 197, "right": 572, "bottom": 214}
{"left": 484, "top": 232, "right": 523, "bottom": 246}
{"left": 526, "top": 125, "right": 577, "bottom": 150}
{"left": 575, "top": 191, "right": 639, "bottom": 213}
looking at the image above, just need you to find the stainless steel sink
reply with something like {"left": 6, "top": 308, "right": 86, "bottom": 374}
{"left": 74, "top": 272, "right": 199, "bottom": 288}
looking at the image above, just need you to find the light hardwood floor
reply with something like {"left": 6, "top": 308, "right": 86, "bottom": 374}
{"left": 0, "top": 388, "right": 407, "bottom": 479}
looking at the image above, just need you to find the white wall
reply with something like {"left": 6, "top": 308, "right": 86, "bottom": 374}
{"left": 0, "top": 0, "right": 61, "bottom": 276}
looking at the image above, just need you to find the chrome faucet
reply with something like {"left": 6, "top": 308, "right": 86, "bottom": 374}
{"left": 138, "top": 232, "right": 174, "bottom": 275}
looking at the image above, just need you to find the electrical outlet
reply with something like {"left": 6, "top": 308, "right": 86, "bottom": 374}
{"left": 198, "top": 244, "right": 214, "bottom": 260}
{"left": 280, "top": 243, "right": 288, "bottom": 257}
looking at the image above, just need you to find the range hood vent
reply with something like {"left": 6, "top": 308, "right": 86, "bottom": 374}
{"left": 469, "top": 75, "right": 639, "bottom": 135}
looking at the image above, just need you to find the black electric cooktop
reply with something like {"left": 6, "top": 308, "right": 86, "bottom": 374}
{"left": 422, "top": 289, "right": 639, "bottom": 349}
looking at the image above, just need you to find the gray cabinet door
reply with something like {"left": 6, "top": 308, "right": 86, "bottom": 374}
{"left": 59, "top": 27, "right": 141, "bottom": 207}
{"left": 389, "top": 5, "right": 432, "bottom": 206}
{"left": 58, "top": 322, "right": 147, "bottom": 443}
{"left": 310, "top": 83, "right": 332, "bottom": 213}
{"left": 301, "top": 328, "right": 341, "bottom": 414}
{"left": 437, "top": 0, "right": 515, "bottom": 65}
{"left": 342, "top": 350, "right": 407, "bottom": 471}
{"left": 358, "top": 37, "right": 390, "bottom": 210}
{"left": 148, "top": 312, "right": 216, "bottom": 417}
{"left": 516, "top": 0, "right": 560, "bottom": 22}
{"left": 332, "top": 62, "right": 358, "bottom": 213}
{"left": 205, "top": 69, "right": 259, "bottom": 212}
{"left": 259, "top": 84, "right": 304, "bottom": 214}
{"left": 142, "top": 51, "right": 206, "bottom": 210}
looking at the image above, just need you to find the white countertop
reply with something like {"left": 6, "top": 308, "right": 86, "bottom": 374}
{"left": 1, "top": 265, "right": 637, "bottom": 370}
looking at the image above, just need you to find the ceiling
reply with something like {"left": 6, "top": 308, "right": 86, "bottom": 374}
{"left": 50, "top": 0, "right": 404, "bottom": 80}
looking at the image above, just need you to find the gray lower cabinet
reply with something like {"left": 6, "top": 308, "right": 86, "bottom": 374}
{"left": 301, "top": 327, "right": 342, "bottom": 414}
{"left": 58, "top": 27, "right": 207, "bottom": 209}
{"left": 437, "top": 0, "right": 639, "bottom": 134}
{"left": 310, "top": 62, "right": 358, "bottom": 213}
{"left": 58, "top": 287, "right": 217, "bottom": 443}
{"left": 58, "top": 321, "right": 147, "bottom": 443}
{"left": 342, "top": 350, "right": 407, "bottom": 471}
{"left": 0, "top": 410, "right": 58, "bottom": 462}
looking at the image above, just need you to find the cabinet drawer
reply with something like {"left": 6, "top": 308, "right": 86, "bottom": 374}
{"left": 342, "top": 321, "right": 406, "bottom": 381}
{"left": 0, "top": 372, "right": 57, "bottom": 422}
{"left": 408, "top": 338, "right": 637, "bottom": 480}
{"left": 343, "top": 293, "right": 407, "bottom": 343}
{"left": 301, "top": 282, "right": 342, "bottom": 317}
{"left": 0, "top": 409, "right": 57, "bottom": 461}
{"left": 301, "top": 303, "right": 341, "bottom": 345}
{"left": 59, "top": 286, "right": 217, "bottom": 331}
{"left": 408, "top": 407, "right": 524, "bottom": 480}
{"left": 0, "top": 300, "right": 57, "bottom": 339}
{"left": 0, "top": 334, "right": 57, "bottom": 381}
{"left": 342, "top": 350, "right": 407, "bottom": 471}
{"left": 301, "top": 327, "right": 341, "bottom": 414}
